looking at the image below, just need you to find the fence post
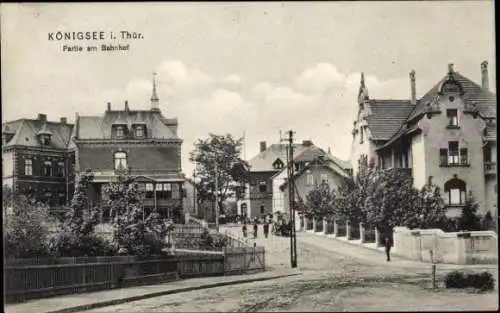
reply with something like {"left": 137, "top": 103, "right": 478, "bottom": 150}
{"left": 375, "top": 228, "right": 380, "bottom": 246}
{"left": 223, "top": 244, "right": 228, "bottom": 275}
{"left": 346, "top": 221, "right": 351, "bottom": 240}
{"left": 359, "top": 222, "right": 365, "bottom": 243}
{"left": 333, "top": 218, "right": 338, "bottom": 237}
{"left": 430, "top": 250, "right": 436, "bottom": 289}
{"left": 323, "top": 218, "right": 328, "bottom": 235}
{"left": 312, "top": 218, "right": 317, "bottom": 232}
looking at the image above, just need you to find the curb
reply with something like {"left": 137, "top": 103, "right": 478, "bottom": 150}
{"left": 45, "top": 272, "right": 302, "bottom": 313}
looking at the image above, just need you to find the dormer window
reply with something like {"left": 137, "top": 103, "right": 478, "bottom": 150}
{"left": 135, "top": 125, "right": 144, "bottom": 138}
{"left": 116, "top": 126, "right": 125, "bottom": 138}
{"left": 272, "top": 158, "right": 284, "bottom": 169}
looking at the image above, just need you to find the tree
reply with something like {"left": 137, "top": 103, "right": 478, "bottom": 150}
{"left": 189, "top": 133, "right": 248, "bottom": 216}
{"left": 4, "top": 195, "right": 51, "bottom": 258}
{"left": 457, "top": 191, "right": 482, "bottom": 231}
{"left": 63, "top": 169, "right": 100, "bottom": 237}
{"left": 417, "top": 180, "right": 448, "bottom": 229}
{"left": 49, "top": 169, "right": 110, "bottom": 257}
{"left": 303, "top": 183, "right": 337, "bottom": 220}
{"left": 481, "top": 211, "right": 495, "bottom": 230}
{"left": 103, "top": 173, "right": 171, "bottom": 256}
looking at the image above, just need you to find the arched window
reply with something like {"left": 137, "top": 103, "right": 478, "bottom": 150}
{"left": 135, "top": 125, "right": 144, "bottom": 138}
{"left": 114, "top": 152, "right": 127, "bottom": 170}
{"left": 444, "top": 178, "right": 467, "bottom": 205}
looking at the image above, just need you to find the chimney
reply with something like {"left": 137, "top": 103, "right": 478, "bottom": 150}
{"left": 259, "top": 141, "right": 267, "bottom": 152}
{"left": 107, "top": 102, "right": 111, "bottom": 112}
{"left": 37, "top": 114, "right": 47, "bottom": 122}
{"left": 302, "top": 140, "right": 313, "bottom": 146}
{"left": 448, "top": 63, "right": 454, "bottom": 74}
{"left": 124, "top": 100, "right": 129, "bottom": 112}
{"left": 410, "top": 70, "right": 416, "bottom": 105}
{"left": 481, "top": 61, "right": 489, "bottom": 90}
{"left": 60, "top": 117, "right": 67, "bottom": 124}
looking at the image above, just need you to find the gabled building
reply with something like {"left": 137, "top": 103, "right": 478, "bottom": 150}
{"left": 350, "top": 61, "right": 497, "bottom": 218}
{"left": 239, "top": 139, "right": 351, "bottom": 219}
{"left": 276, "top": 152, "right": 351, "bottom": 223}
{"left": 73, "top": 76, "right": 186, "bottom": 222}
{"left": 2, "top": 114, "right": 75, "bottom": 206}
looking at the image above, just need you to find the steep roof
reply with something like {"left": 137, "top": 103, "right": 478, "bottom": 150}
{"left": 409, "top": 71, "right": 496, "bottom": 120}
{"left": 2, "top": 119, "right": 73, "bottom": 149}
{"left": 248, "top": 143, "right": 308, "bottom": 172}
{"left": 280, "top": 158, "right": 350, "bottom": 189}
{"left": 365, "top": 100, "right": 416, "bottom": 140}
{"left": 77, "top": 110, "right": 178, "bottom": 140}
{"left": 367, "top": 69, "right": 496, "bottom": 146}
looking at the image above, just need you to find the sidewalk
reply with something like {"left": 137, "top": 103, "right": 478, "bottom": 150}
{"left": 4, "top": 269, "right": 302, "bottom": 313}
{"left": 298, "top": 231, "right": 498, "bottom": 272}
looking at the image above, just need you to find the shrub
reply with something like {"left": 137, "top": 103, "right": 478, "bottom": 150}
{"left": 4, "top": 197, "right": 52, "bottom": 258}
{"left": 467, "top": 272, "right": 495, "bottom": 291}
{"left": 445, "top": 271, "right": 467, "bottom": 289}
{"left": 49, "top": 231, "right": 116, "bottom": 257}
{"left": 445, "top": 270, "right": 495, "bottom": 291}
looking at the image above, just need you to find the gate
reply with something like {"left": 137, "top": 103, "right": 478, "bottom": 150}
{"left": 224, "top": 243, "right": 266, "bottom": 274}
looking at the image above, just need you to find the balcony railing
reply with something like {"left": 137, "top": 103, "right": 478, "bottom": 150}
{"left": 485, "top": 162, "right": 497, "bottom": 175}
{"left": 439, "top": 161, "right": 470, "bottom": 167}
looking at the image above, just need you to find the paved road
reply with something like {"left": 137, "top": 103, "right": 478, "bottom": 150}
{"left": 83, "top": 228, "right": 498, "bottom": 312}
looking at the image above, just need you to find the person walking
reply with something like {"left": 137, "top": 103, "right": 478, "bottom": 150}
{"left": 253, "top": 219, "right": 258, "bottom": 238}
{"left": 384, "top": 233, "right": 393, "bottom": 261}
{"left": 242, "top": 222, "right": 247, "bottom": 238}
{"left": 263, "top": 220, "right": 270, "bottom": 238}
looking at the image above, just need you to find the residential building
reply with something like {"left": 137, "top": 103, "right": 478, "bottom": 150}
{"left": 73, "top": 76, "right": 186, "bottom": 223}
{"left": 2, "top": 114, "right": 75, "bottom": 207}
{"left": 350, "top": 61, "right": 497, "bottom": 218}
{"left": 276, "top": 150, "right": 351, "bottom": 231}
{"left": 240, "top": 140, "right": 351, "bottom": 219}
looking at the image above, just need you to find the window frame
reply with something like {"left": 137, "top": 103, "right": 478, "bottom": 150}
{"left": 320, "top": 173, "right": 328, "bottom": 184}
{"left": 444, "top": 178, "right": 467, "bottom": 205}
{"left": 116, "top": 126, "right": 125, "bottom": 138}
{"left": 306, "top": 174, "right": 314, "bottom": 186}
{"left": 58, "top": 161, "right": 65, "bottom": 177}
{"left": 114, "top": 152, "right": 128, "bottom": 171}
{"left": 441, "top": 141, "right": 468, "bottom": 166}
{"left": 43, "top": 160, "right": 53, "bottom": 177}
{"left": 446, "top": 109, "right": 459, "bottom": 127}
{"left": 135, "top": 125, "right": 144, "bottom": 138}
{"left": 24, "top": 158, "right": 33, "bottom": 176}
{"left": 258, "top": 181, "right": 267, "bottom": 193}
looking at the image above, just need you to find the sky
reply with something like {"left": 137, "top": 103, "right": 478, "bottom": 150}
{"left": 1, "top": 2, "right": 496, "bottom": 176}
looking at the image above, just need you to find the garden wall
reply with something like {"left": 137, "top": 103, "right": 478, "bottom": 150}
{"left": 393, "top": 227, "right": 498, "bottom": 265}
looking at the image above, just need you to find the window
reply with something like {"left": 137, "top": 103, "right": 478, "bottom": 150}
{"left": 114, "top": 152, "right": 127, "bottom": 170}
{"left": 440, "top": 142, "right": 468, "bottom": 166}
{"left": 484, "top": 145, "right": 492, "bottom": 163}
{"left": 25, "top": 159, "right": 33, "bottom": 175}
{"left": 321, "top": 174, "right": 328, "bottom": 184}
{"left": 444, "top": 178, "right": 467, "bottom": 205}
{"left": 58, "top": 162, "right": 65, "bottom": 177}
{"left": 459, "top": 148, "right": 468, "bottom": 165}
{"left": 447, "top": 109, "right": 459, "bottom": 127}
{"left": 172, "top": 183, "right": 180, "bottom": 199}
{"left": 259, "top": 182, "right": 267, "bottom": 193}
{"left": 135, "top": 125, "right": 144, "bottom": 138}
{"left": 448, "top": 141, "right": 459, "bottom": 164}
{"left": 158, "top": 183, "right": 172, "bottom": 199}
{"left": 145, "top": 183, "right": 154, "bottom": 198}
{"left": 116, "top": 126, "right": 124, "bottom": 138}
{"left": 307, "top": 174, "right": 314, "bottom": 186}
{"left": 260, "top": 205, "right": 265, "bottom": 214}
{"left": 360, "top": 127, "right": 364, "bottom": 143}
{"left": 43, "top": 161, "right": 53, "bottom": 176}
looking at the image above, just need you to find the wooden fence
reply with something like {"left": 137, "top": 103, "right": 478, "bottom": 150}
{"left": 4, "top": 247, "right": 266, "bottom": 303}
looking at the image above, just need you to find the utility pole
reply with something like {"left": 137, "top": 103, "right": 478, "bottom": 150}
{"left": 283, "top": 130, "right": 298, "bottom": 268}
{"left": 214, "top": 158, "right": 219, "bottom": 233}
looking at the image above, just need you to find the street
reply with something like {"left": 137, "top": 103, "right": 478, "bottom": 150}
{"left": 82, "top": 226, "right": 499, "bottom": 312}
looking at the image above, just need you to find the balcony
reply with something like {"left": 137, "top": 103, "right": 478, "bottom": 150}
{"left": 439, "top": 161, "right": 470, "bottom": 168}
{"left": 484, "top": 162, "right": 497, "bottom": 176}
